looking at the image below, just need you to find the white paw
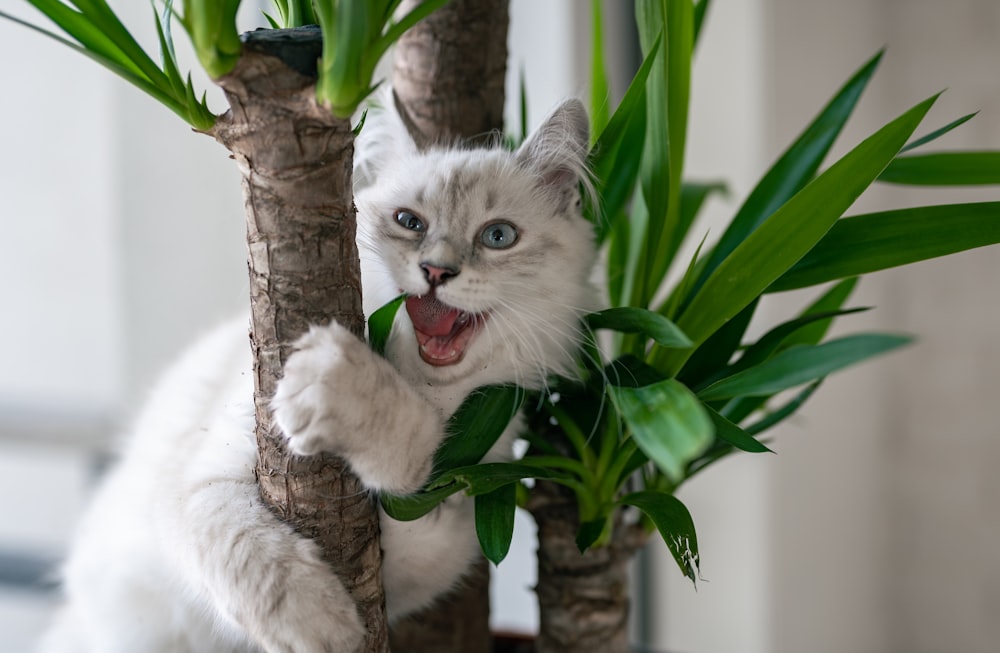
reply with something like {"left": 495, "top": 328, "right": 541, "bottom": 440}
{"left": 271, "top": 320, "right": 444, "bottom": 494}
{"left": 271, "top": 321, "right": 370, "bottom": 457}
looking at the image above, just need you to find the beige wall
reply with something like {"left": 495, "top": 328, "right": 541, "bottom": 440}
{"left": 768, "top": 1, "right": 1000, "bottom": 652}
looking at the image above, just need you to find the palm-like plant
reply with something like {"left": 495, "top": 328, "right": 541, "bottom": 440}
{"left": 376, "top": 1, "right": 1000, "bottom": 651}
{"left": 5, "top": 1, "right": 1000, "bottom": 652}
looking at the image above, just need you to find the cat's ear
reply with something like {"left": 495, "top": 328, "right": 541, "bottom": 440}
{"left": 516, "top": 99, "right": 590, "bottom": 194}
{"left": 353, "top": 87, "right": 421, "bottom": 191}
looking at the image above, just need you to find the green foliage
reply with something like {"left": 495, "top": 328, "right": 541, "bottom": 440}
{"left": 2, "top": 1, "right": 216, "bottom": 129}
{"left": 178, "top": 0, "right": 241, "bottom": 79}
{"left": 388, "top": 0, "right": 1000, "bottom": 586}
{"left": 4, "top": 0, "right": 452, "bottom": 124}
{"left": 312, "top": 0, "right": 451, "bottom": 117}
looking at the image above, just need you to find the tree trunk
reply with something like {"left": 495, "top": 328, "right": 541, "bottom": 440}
{"left": 527, "top": 481, "right": 649, "bottom": 653}
{"left": 210, "top": 28, "right": 387, "bottom": 653}
{"left": 388, "top": 2, "right": 509, "bottom": 652}
{"left": 392, "top": 0, "right": 509, "bottom": 147}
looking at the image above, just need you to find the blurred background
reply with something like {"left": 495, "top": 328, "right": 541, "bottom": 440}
{"left": 1, "top": 1, "right": 998, "bottom": 651}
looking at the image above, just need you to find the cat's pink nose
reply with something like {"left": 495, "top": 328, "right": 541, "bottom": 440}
{"left": 421, "top": 263, "right": 459, "bottom": 286}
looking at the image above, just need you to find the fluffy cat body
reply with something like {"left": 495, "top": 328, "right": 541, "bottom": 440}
{"left": 41, "top": 97, "right": 596, "bottom": 652}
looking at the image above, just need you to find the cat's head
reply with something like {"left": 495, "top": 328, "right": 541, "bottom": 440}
{"left": 355, "top": 98, "right": 597, "bottom": 392}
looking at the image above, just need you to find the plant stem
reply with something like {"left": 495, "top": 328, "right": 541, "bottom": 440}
{"left": 391, "top": 0, "right": 509, "bottom": 147}
{"left": 528, "top": 481, "right": 649, "bottom": 653}
{"left": 210, "top": 27, "right": 387, "bottom": 653}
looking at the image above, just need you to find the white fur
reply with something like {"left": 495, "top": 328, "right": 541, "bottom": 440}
{"left": 41, "top": 97, "right": 596, "bottom": 652}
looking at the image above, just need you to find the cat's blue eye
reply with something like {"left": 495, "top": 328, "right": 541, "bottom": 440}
{"left": 480, "top": 222, "right": 518, "bottom": 249}
{"left": 395, "top": 210, "right": 426, "bottom": 233}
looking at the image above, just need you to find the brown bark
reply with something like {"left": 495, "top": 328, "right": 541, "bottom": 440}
{"left": 388, "top": 2, "right": 509, "bottom": 651}
{"left": 527, "top": 482, "right": 650, "bottom": 653}
{"left": 392, "top": 0, "right": 510, "bottom": 147}
{"left": 210, "top": 27, "right": 387, "bottom": 653}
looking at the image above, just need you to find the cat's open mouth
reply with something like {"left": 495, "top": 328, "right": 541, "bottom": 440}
{"left": 405, "top": 292, "right": 485, "bottom": 367}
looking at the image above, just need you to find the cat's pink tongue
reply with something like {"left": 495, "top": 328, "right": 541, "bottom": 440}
{"left": 405, "top": 294, "right": 461, "bottom": 337}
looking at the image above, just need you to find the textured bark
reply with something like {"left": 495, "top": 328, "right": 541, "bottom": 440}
{"left": 392, "top": 0, "right": 510, "bottom": 147}
{"left": 210, "top": 28, "right": 387, "bottom": 653}
{"left": 527, "top": 481, "right": 650, "bottom": 653}
{"left": 388, "top": 2, "right": 509, "bottom": 651}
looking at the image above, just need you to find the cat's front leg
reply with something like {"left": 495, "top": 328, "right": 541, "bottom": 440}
{"left": 272, "top": 320, "right": 443, "bottom": 494}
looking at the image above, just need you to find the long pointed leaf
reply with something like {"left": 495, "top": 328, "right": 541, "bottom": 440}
{"left": 705, "top": 405, "right": 772, "bottom": 453}
{"left": 714, "top": 307, "right": 869, "bottom": 383}
{"left": 782, "top": 277, "right": 859, "bottom": 349}
{"left": 589, "top": 0, "right": 610, "bottom": 141}
{"left": 900, "top": 112, "right": 977, "bottom": 153}
{"left": 693, "top": 0, "right": 712, "bottom": 48}
{"left": 698, "top": 334, "right": 911, "bottom": 402}
{"left": 878, "top": 152, "right": 1000, "bottom": 186}
{"left": 634, "top": 1, "right": 694, "bottom": 307}
{"left": 745, "top": 380, "right": 822, "bottom": 435}
{"left": 771, "top": 202, "right": 1000, "bottom": 291}
{"left": 678, "top": 298, "right": 758, "bottom": 387}
{"left": 683, "top": 51, "right": 884, "bottom": 308}
{"left": 657, "top": 94, "right": 938, "bottom": 375}
{"left": 591, "top": 34, "right": 660, "bottom": 243}
{"left": 621, "top": 490, "right": 700, "bottom": 584}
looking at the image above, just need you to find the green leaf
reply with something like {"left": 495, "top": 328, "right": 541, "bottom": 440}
{"left": 609, "top": 378, "right": 713, "bottom": 483}
{"left": 590, "top": 33, "right": 659, "bottom": 243}
{"left": 744, "top": 380, "right": 822, "bottom": 435}
{"left": 782, "top": 278, "right": 859, "bottom": 349}
{"left": 698, "top": 334, "right": 911, "bottom": 402}
{"left": 381, "top": 483, "right": 464, "bottom": 522}
{"left": 633, "top": 1, "right": 694, "bottom": 307}
{"left": 900, "top": 112, "right": 977, "bottom": 153}
{"left": 878, "top": 152, "right": 1000, "bottom": 186}
{"left": 771, "top": 202, "right": 1000, "bottom": 292}
{"left": 714, "top": 307, "right": 869, "bottom": 385}
{"left": 589, "top": 0, "right": 610, "bottom": 142}
{"left": 657, "top": 93, "right": 937, "bottom": 375}
{"left": 3, "top": 3, "right": 216, "bottom": 129}
{"left": 180, "top": 0, "right": 242, "bottom": 79}
{"left": 678, "top": 298, "right": 758, "bottom": 388}
{"left": 586, "top": 308, "right": 692, "bottom": 348}
{"left": 576, "top": 516, "right": 610, "bottom": 553}
{"left": 679, "top": 181, "right": 727, "bottom": 237}
{"left": 368, "top": 295, "right": 403, "bottom": 355}
{"left": 605, "top": 355, "right": 669, "bottom": 389}
{"left": 704, "top": 405, "right": 772, "bottom": 453}
{"left": 475, "top": 483, "right": 517, "bottom": 565}
{"left": 434, "top": 385, "right": 526, "bottom": 475}
{"left": 383, "top": 461, "right": 574, "bottom": 522}
{"left": 693, "top": 0, "right": 712, "bottom": 48}
{"left": 621, "top": 490, "right": 700, "bottom": 584}
{"left": 443, "top": 462, "right": 574, "bottom": 496}
{"left": 683, "top": 51, "right": 884, "bottom": 309}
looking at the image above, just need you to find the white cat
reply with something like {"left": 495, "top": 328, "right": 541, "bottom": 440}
{"left": 40, "top": 97, "right": 596, "bottom": 653}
